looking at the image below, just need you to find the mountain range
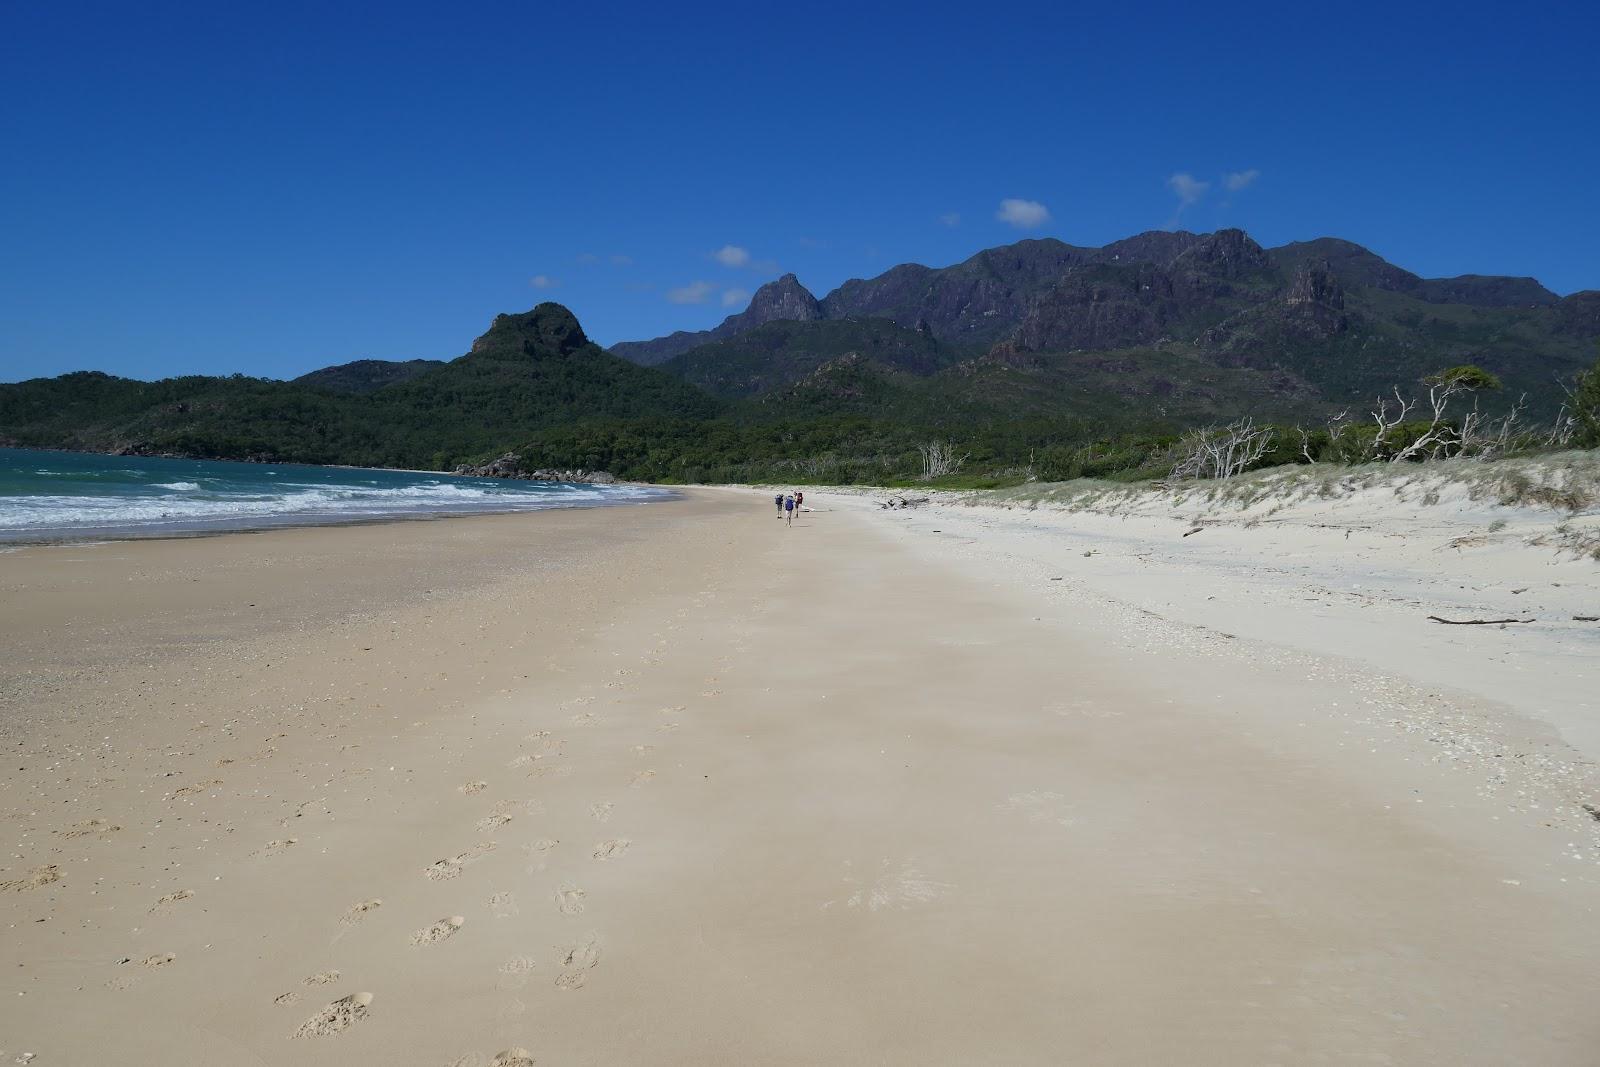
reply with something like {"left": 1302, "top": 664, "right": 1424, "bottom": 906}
{"left": 611, "top": 228, "right": 1597, "bottom": 419}
{"left": 2, "top": 227, "right": 1595, "bottom": 483}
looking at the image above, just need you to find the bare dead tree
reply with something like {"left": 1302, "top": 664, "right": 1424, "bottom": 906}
{"left": 1369, "top": 388, "right": 1418, "bottom": 460}
{"left": 1296, "top": 408, "right": 1352, "bottom": 463}
{"left": 917, "top": 441, "right": 969, "bottom": 481}
{"left": 1542, "top": 403, "right": 1577, "bottom": 450}
{"left": 1171, "top": 417, "right": 1276, "bottom": 480}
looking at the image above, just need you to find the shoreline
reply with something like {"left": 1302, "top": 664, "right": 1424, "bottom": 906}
{"left": 4, "top": 487, "right": 1598, "bottom": 1063}
{"left": 0, "top": 491, "right": 675, "bottom": 547}
{"left": 0, "top": 443, "right": 675, "bottom": 546}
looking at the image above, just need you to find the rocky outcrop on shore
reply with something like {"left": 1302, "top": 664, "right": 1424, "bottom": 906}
{"left": 453, "top": 452, "right": 616, "bottom": 483}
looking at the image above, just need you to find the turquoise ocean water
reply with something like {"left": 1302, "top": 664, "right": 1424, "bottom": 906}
{"left": 0, "top": 448, "right": 667, "bottom": 542}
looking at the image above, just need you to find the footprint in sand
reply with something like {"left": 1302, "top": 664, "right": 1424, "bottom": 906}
{"left": 303, "top": 970, "right": 341, "bottom": 986}
{"left": 459, "top": 781, "right": 489, "bottom": 795}
{"left": 447, "top": 1049, "right": 538, "bottom": 1067}
{"left": 489, "top": 891, "right": 519, "bottom": 919}
{"left": 2, "top": 866, "right": 61, "bottom": 892}
{"left": 106, "top": 953, "right": 175, "bottom": 991}
{"left": 340, "top": 898, "right": 383, "bottom": 926}
{"left": 253, "top": 837, "right": 298, "bottom": 858}
{"left": 496, "top": 955, "right": 537, "bottom": 991}
{"left": 823, "top": 859, "right": 953, "bottom": 913}
{"left": 169, "top": 778, "right": 223, "bottom": 800}
{"left": 424, "top": 843, "right": 496, "bottom": 881}
{"left": 592, "top": 839, "right": 631, "bottom": 861}
{"left": 476, "top": 813, "right": 513, "bottom": 833}
{"left": 59, "top": 818, "right": 121, "bottom": 840}
{"left": 631, "top": 744, "right": 655, "bottom": 755}
{"left": 588, "top": 802, "right": 614, "bottom": 823}
{"left": 555, "top": 886, "right": 586, "bottom": 916}
{"left": 657, "top": 722, "right": 680, "bottom": 733}
{"left": 509, "top": 754, "right": 537, "bottom": 769}
{"left": 411, "top": 916, "right": 466, "bottom": 946}
{"left": 275, "top": 991, "right": 302, "bottom": 1006}
{"left": 554, "top": 934, "right": 601, "bottom": 989}
{"left": 569, "top": 711, "right": 599, "bottom": 727}
{"left": 523, "top": 840, "right": 558, "bottom": 873}
{"left": 293, "top": 992, "right": 374, "bottom": 1038}
{"left": 629, "top": 770, "right": 656, "bottom": 788}
{"left": 150, "top": 888, "right": 194, "bottom": 912}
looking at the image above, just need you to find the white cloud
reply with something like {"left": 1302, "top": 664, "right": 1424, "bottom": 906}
{"left": 1167, "top": 172, "right": 1211, "bottom": 208}
{"left": 939, "top": 212, "right": 961, "bottom": 227}
{"left": 1223, "top": 169, "right": 1260, "bottom": 192}
{"left": 610, "top": 254, "right": 633, "bottom": 266}
{"left": 575, "top": 252, "right": 600, "bottom": 266}
{"left": 529, "top": 274, "right": 558, "bottom": 289}
{"left": 722, "top": 288, "right": 750, "bottom": 308}
{"left": 996, "top": 198, "right": 1050, "bottom": 229}
{"left": 712, "top": 244, "right": 751, "bottom": 268}
{"left": 667, "top": 280, "right": 716, "bottom": 305}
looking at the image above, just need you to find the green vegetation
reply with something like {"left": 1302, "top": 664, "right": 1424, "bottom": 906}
{"left": 1571, "top": 349, "right": 1600, "bottom": 447}
{"left": 2, "top": 273, "right": 1596, "bottom": 488}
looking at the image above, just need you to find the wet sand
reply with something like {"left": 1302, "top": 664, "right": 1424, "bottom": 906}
{"left": 2, "top": 488, "right": 1597, "bottom": 1064}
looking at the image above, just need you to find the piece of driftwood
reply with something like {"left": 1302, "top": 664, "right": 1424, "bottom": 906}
{"left": 1183, "top": 526, "right": 1204, "bottom": 537}
{"left": 1426, "top": 615, "right": 1535, "bottom": 626}
{"left": 1575, "top": 615, "right": 1600, "bottom": 623}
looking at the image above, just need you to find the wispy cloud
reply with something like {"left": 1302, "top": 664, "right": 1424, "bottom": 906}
{"left": 667, "top": 280, "right": 716, "bottom": 305}
{"left": 529, "top": 274, "right": 558, "bottom": 289}
{"left": 996, "top": 198, "right": 1050, "bottom": 229}
{"left": 712, "top": 244, "right": 751, "bottom": 268}
{"left": 939, "top": 212, "right": 961, "bottom": 228}
{"left": 575, "top": 252, "right": 600, "bottom": 266}
{"left": 610, "top": 254, "right": 634, "bottom": 266}
{"left": 1223, "top": 168, "right": 1260, "bottom": 192}
{"left": 722, "top": 288, "right": 750, "bottom": 308}
{"left": 1167, "top": 172, "right": 1210, "bottom": 208}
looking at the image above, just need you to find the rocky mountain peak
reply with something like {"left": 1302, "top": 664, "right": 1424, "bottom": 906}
{"left": 735, "top": 274, "right": 823, "bottom": 326}
{"left": 1174, "top": 228, "right": 1271, "bottom": 276}
{"left": 470, "top": 303, "right": 590, "bottom": 357}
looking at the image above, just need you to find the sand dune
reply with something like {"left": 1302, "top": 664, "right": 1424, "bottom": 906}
{"left": 2, "top": 486, "right": 1597, "bottom": 1063}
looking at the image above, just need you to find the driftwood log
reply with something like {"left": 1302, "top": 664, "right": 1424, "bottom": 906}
{"left": 1426, "top": 615, "right": 1535, "bottom": 626}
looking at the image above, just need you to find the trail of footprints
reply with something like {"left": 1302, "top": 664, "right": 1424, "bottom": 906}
{"left": 285, "top": 670, "right": 687, "bottom": 1045}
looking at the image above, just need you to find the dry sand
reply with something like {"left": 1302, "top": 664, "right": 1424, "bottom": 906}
{"left": 2, "top": 486, "right": 1598, "bottom": 1064}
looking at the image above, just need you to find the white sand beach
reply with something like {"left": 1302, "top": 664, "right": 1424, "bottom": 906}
{"left": 2, "top": 481, "right": 1597, "bottom": 1064}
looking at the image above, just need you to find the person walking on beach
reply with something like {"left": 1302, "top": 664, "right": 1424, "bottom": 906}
{"left": 795, "top": 490, "right": 804, "bottom": 514}
{"left": 774, "top": 491, "right": 784, "bottom": 517}
{"left": 784, "top": 493, "right": 796, "bottom": 526}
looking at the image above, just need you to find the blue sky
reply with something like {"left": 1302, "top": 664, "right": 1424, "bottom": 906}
{"left": 2, "top": 1, "right": 1597, "bottom": 382}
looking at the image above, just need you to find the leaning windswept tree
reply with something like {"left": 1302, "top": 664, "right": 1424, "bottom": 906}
{"left": 1373, "top": 364, "right": 1504, "bottom": 462}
